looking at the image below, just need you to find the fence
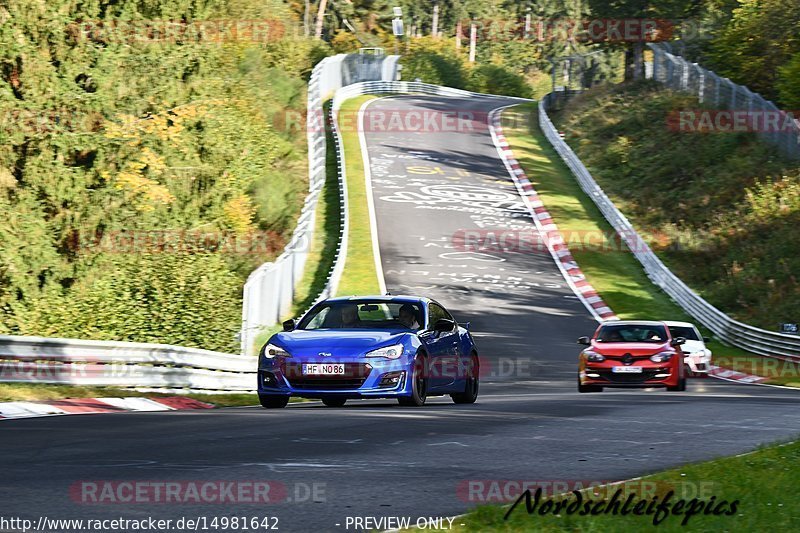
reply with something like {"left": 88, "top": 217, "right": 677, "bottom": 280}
{"left": 239, "top": 53, "right": 399, "bottom": 356}
{"left": 330, "top": 79, "right": 518, "bottom": 109}
{"left": 539, "top": 92, "right": 800, "bottom": 362}
{"left": 0, "top": 334, "right": 254, "bottom": 392}
{"left": 647, "top": 43, "right": 800, "bottom": 160}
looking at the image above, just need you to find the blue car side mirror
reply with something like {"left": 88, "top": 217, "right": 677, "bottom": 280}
{"left": 433, "top": 318, "right": 456, "bottom": 332}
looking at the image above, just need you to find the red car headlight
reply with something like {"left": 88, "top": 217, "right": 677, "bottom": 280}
{"left": 650, "top": 350, "right": 676, "bottom": 363}
{"left": 583, "top": 350, "right": 605, "bottom": 362}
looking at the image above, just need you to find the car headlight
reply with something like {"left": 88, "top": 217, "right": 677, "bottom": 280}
{"left": 650, "top": 351, "right": 675, "bottom": 363}
{"left": 263, "top": 343, "right": 290, "bottom": 359}
{"left": 583, "top": 350, "right": 605, "bottom": 362}
{"left": 365, "top": 344, "right": 404, "bottom": 359}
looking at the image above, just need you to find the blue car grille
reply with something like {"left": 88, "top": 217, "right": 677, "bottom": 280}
{"left": 282, "top": 362, "right": 371, "bottom": 390}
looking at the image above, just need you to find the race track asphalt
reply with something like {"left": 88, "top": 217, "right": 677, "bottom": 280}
{"left": 2, "top": 94, "right": 799, "bottom": 532}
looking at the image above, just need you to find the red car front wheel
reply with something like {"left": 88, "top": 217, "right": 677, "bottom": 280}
{"left": 578, "top": 378, "right": 602, "bottom": 393}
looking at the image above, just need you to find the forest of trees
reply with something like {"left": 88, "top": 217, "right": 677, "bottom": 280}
{"left": 0, "top": 1, "right": 328, "bottom": 351}
{"left": 314, "top": 0, "right": 798, "bottom": 104}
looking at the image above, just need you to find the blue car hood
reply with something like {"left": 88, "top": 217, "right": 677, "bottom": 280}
{"left": 273, "top": 329, "right": 409, "bottom": 357}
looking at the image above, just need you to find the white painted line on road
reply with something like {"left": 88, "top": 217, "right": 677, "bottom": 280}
{"left": 359, "top": 97, "right": 389, "bottom": 295}
{"left": 98, "top": 397, "right": 174, "bottom": 412}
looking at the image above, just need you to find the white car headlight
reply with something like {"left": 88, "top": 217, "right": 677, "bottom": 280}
{"left": 365, "top": 344, "right": 404, "bottom": 359}
{"left": 263, "top": 343, "right": 290, "bottom": 358}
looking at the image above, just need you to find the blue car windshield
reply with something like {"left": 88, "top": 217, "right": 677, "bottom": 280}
{"left": 298, "top": 301, "right": 424, "bottom": 331}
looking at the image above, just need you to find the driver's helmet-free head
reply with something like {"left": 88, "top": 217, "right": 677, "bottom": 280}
{"left": 398, "top": 303, "right": 419, "bottom": 327}
{"left": 645, "top": 329, "right": 664, "bottom": 341}
{"left": 340, "top": 304, "right": 359, "bottom": 326}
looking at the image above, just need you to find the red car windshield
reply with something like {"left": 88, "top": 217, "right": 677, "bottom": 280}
{"left": 596, "top": 324, "right": 668, "bottom": 343}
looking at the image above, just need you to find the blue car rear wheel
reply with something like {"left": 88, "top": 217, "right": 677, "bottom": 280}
{"left": 451, "top": 352, "right": 479, "bottom": 404}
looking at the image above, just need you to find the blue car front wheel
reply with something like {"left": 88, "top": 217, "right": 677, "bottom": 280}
{"left": 321, "top": 397, "right": 347, "bottom": 407}
{"left": 398, "top": 353, "right": 428, "bottom": 407}
{"left": 259, "top": 394, "right": 289, "bottom": 409}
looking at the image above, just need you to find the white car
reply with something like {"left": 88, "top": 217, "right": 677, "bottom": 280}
{"left": 665, "top": 321, "right": 712, "bottom": 376}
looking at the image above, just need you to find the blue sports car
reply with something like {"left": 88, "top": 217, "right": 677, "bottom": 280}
{"left": 257, "top": 296, "right": 479, "bottom": 408}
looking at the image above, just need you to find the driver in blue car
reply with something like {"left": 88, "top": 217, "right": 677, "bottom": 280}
{"left": 398, "top": 303, "right": 421, "bottom": 330}
{"left": 341, "top": 304, "right": 361, "bottom": 328}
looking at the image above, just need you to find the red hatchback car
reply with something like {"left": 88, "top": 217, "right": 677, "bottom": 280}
{"left": 577, "top": 321, "right": 687, "bottom": 393}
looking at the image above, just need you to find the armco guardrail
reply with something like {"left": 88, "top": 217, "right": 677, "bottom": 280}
{"left": 0, "top": 334, "right": 254, "bottom": 392}
{"left": 240, "top": 54, "right": 399, "bottom": 356}
{"left": 539, "top": 92, "right": 800, "bottom": 361}
{"left": 647, "top": 43, "right": 800, "bottom": 160}
{"left": 331, "top": 80, "right": 498, "bottom": 109}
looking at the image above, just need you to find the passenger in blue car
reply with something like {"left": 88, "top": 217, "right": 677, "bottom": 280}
{"left": 398, "top": 303, "right": 421, "bottom": 330}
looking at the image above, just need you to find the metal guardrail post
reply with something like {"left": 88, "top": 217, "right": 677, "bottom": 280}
{"left": 647, "top": 42, "right": 799, "bottom": 161}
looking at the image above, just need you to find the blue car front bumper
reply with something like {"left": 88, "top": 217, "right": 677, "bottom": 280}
{"left": 257, "top": 357, "right": 413, "bottom": 398}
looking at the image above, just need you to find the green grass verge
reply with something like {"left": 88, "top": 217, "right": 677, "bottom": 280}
{"left": 459, "top": 439, "right": 800, "bottom": 531}
{"left": 0, "top": 383, "right": 258, "bottom": 407}
{"left": 500, "top": 103, "right": 800, "bottom": 386}
{"left": 335, "top": 95, "right": 382, "bottom": 296}
{"left": 0, "top": 383, "right": 310, "bottom": 407}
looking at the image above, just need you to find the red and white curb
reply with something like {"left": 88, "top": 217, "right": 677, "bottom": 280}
{"left": 0, "top": 396, "right": 214, "bottom": 420}
{"left": 488, "top": 107, "right": 617, "bottom": 323}
{"left": 708, "top": 365, "right": 768, "bottom": 384}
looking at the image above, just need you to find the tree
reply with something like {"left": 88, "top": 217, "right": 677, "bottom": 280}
{"left": 777, "top": 52, "right": 800, "bottom": 109}
{"left": 706, "top": 0, "right": 800, "bottom": 104}
{"left": 586, "top": 0, "right": 701, "bottom": 80}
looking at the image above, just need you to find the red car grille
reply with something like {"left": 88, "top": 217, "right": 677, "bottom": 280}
{"left": 595, "top": 369, "right": 662, "bottom": 383}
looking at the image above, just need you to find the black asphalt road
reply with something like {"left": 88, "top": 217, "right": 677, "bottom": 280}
{"left": 2, "top": 95, "right": 800, "bottom": 532}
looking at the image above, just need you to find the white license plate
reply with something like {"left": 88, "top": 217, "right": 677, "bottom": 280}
{"left": 612, "top": 366, "right": 643, "bottom": 374}
{"left": 302, "top": 363, "right": 345, "bottom": 375}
